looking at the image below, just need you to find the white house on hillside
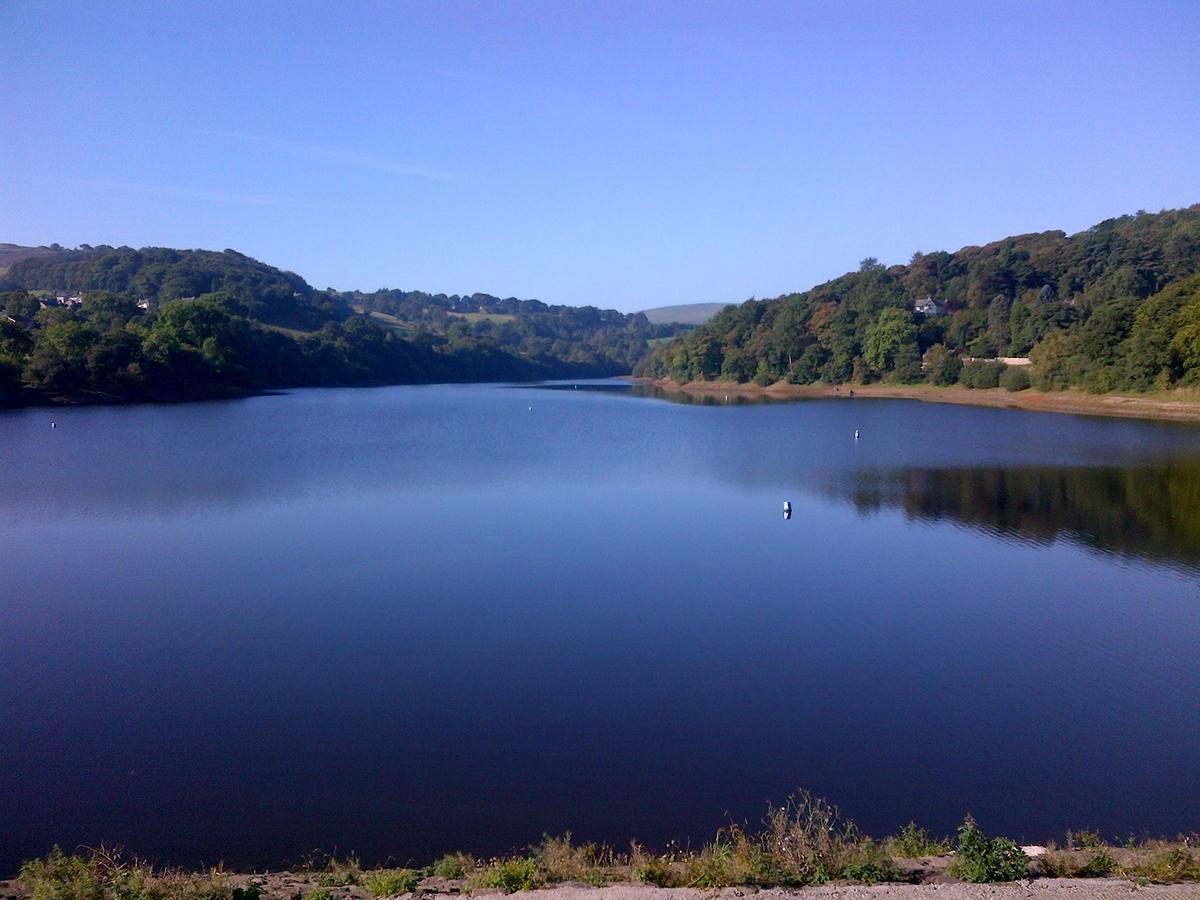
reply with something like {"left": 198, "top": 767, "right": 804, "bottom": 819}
{"left": 913, "top": 296, "right": 945, "bottom": 316}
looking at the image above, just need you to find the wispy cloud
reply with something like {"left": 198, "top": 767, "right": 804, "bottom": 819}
{"left": 49, "top": 176, "right": 320, "bottom": 209}
{"left": 201, "top": 129, "right": 457, "bottom": 183}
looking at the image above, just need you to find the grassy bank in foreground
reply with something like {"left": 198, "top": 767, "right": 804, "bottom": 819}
{"left": 7, "top": 794, "right": 1199, "bottom": 897}
{"left": 640, "top": 378, "right": 1200, "bottom": 423}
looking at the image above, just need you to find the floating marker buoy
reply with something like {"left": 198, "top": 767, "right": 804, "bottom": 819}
{"left": 51, "top": 422, "right": 56, "bottom": 429}
{"left": 783, "top": 500, "right": 792, "bottom": 520}
{"left": 528, "top": 406, "right": 533, "bottom": 412}
{"left": 854, "top": 429, "right": 860, "bottom": 439}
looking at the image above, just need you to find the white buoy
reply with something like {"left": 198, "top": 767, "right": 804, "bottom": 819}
{"left": 528, "top": 406, "right": 533, "bottom": 412}
{"left": 783, "top": 500, "right": 792, "bottom": 520}
{"left": 51, "top": 422, "right": 56, "bottom": 429}
{"left": 854, "top": 429, "right": 860, "bottom": 439}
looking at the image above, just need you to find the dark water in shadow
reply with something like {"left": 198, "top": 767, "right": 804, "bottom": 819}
{"left": 2, "top": 382, "right": 1198, "bottom": 873}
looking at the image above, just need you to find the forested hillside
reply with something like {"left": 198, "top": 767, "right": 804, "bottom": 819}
{"left": 636, "top": 206, "right": 1200, "bottom": 393}
{"left": 336, "top": 287, "right": 680, "bottom": 375}
{"left": 0, "top": 246, "right": 682, "bottom": 406}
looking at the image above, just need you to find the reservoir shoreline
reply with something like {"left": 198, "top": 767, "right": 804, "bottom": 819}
{"left": 636, "top": 377, "right": 1200, "bottom": 423}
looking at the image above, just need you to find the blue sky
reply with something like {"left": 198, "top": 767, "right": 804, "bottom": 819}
{"left": 2, "top": 1, "right": 1197, "bottom": 312}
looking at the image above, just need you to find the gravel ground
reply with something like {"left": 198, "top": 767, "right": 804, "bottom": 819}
{"left": 492, "top": 882, "right": 1197, "bottom": 899}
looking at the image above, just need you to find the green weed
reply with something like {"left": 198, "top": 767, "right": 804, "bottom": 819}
{"left": 948, "top": 817, "right": 1029, "bottom": 883}
{"left": 1127, "top": 848, "right": 1200, "bottom": 882}
{"left": 430, "top": 853, "right": 472, "bottom": 879}
{"left": 1078, "top": 850, "right": 1117, "bottom": 877}
{"left": 19, "top": 847, "right": 232, "bottom": 900}
{"left": 839, "top": 841, "right": 901, "bottom": 885}
{"left": 684, "top": 846, "right": 735, "bottom": 889}
{"left": 1066, "top": 828, "right": 1103, "bottom": 850}
{"left": 475, "top": 858, "right": 544, "bottom": 893}
{"left": 630, "top": 854, "right": 677, "bottom": 888}
{"left": 315, "top": 857, "right": 361, "bottom": 888}
{"left": 532, "top": 834, "right": 608, "bottom": 883}
{"left": 362, "top": 869, "right": 418, "bottom": 897}
{"left": 887, "top": 822, "right": 951, "bottom": 857}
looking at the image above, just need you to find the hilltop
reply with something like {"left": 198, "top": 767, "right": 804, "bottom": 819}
{"left": 638, "top": 302, "right": 729, "bottom": 325}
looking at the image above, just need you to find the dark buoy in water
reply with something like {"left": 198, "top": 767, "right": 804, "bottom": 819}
{"left": 783, "top": 500, "right": 792, "bottom": 520}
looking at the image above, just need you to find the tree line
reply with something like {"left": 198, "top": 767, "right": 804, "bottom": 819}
{"left": 636, "top": 205, "right": 1200, "bottom": 393}
{"left": 336, "top": 287, "right": 684, "bottom": 376}
{"left": 0, "top": 246, "right": 684, "bottom": 406}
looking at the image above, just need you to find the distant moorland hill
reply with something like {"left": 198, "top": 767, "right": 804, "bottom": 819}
{"left": 0, "top": 245, "right": 684, "bottom": 406}
{"left": 0, "top": 243, "right": 62, "bottom": 273}
{"left": 637, "top": 205, "right": 1200, "bottom": 395}
{"left": 638, "top": 302, "right": 729, "bottom": 325}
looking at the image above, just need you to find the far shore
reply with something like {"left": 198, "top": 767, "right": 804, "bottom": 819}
{"left": 634, "top": 378, "right": 1200, "bottom": 424}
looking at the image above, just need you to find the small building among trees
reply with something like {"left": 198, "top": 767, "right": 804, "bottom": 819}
{"left": 913, "top": 295, "right": 945, "bottom": 316}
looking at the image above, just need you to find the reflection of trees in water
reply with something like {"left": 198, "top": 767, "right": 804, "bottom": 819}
{"left": 624, "top": 383, "right": 781, "bottom": 405}
{"left": 845, "top": 465, "right": 1200, "bottom": 571}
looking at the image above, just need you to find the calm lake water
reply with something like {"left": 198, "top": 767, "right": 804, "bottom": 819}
{"left": 2, "top": 382, "right": 1199, "bottom": 874}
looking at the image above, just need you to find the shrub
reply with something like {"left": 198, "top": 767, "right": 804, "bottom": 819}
{"left": 761, "top": 790, "right": 859, "bottom": 884}
{"left": 888, "top": 822, "right": 951, "bottom": 857}
{"left": 475, "top": 858, "right": 544, "bottom": 893}
{"left": 631, "top": 855, "right": 677, "bottom": 888}
{"left": 923, "top": 344, "right": 962, "bottom": 386}
{"left": 1078, "top": 850, "right": 1117, "bottom": 877}
{"left": 839, "top": 841, "right": 901, "bottom": 884}
{"left": 1000, "top": 366, "right": 1031, "bottom": 391}
{"left": 948, "top": 816, "right": 1029, "bottom": 883}
{"left": 684, "top": 847, "right": 735, "bottom": 889}
{"left": 362, "top": 869, "right": 418, "bottom": 897}
{"left": 840, "top": 859, "right": 894, "bottom": 885}
{"left": 959, "top": 361, "right": 1006, "bottom": 389}
{"left": 430, "top": 853, "right": 472, "bottom": 879}
{"left": 20, "top": 848, "right": 105, "bottom": 900}
{"left": 533, "top": 833, "right": 607, "bottom": 883}
{"left": 753, "top": 359, "right": 779, "bottom": 386}
{"left": 316, "top": 857, "right": 361, "bottom": 887}
{"left": 1128, "top": 848, "right": 1200, "bottom": 882}
{"left": 1065, "top": 828, "right": 1103, "bottom": 849}
{"left": 20, "top": 847, "right": 232, "bottom": 900}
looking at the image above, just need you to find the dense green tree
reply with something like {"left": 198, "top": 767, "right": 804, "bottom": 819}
{"left": 922, "top": 344, "right": 962, "bottom": 386}
{"left": 1029, "top": 330, "right": 1077, "bottom": 390}
{"left": 23, "top": 321, "right": 101, "bottom": 393}
{"left": 959, "top": 361, "right": 1006, "bottom": 389}
{"left": 1170, "top": 291, "right": 1200, "bottom": 384}
{"left": 0, "top": 320, "right": 34, "bottom": 359}
{"left": 1000, "top": 366, "right": 1032, "bottom": 391}
{"left": 2, "top": 290, "right": 40, "bottom": 318}
{"left": 863, "top": 308, "right": 917, "bottom": 377}
{"left": 1122, "top": 273, "right": 1200, "bottom": 388}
